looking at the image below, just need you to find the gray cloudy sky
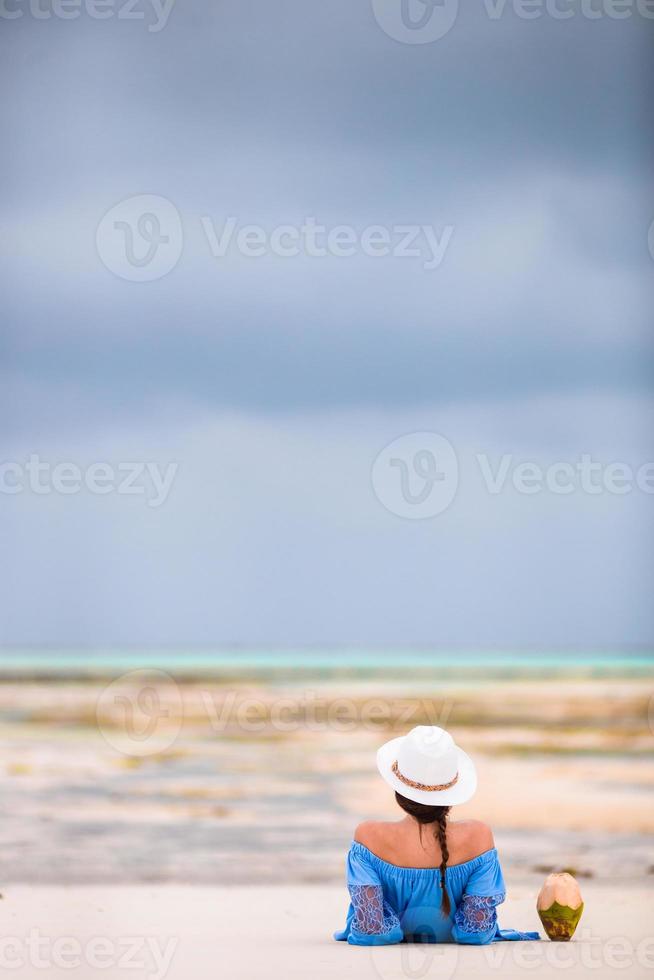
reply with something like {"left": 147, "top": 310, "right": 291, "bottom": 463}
{"left": 2, "top": 0, "right": 653, "bottom": 649}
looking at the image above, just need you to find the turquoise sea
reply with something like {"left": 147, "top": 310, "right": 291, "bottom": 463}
{"left": 0, "top": 648, "right": 652, "bottom": 677}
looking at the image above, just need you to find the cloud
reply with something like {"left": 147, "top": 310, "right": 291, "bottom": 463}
{"left": 1, "top": 0, "right": 652, "bottom": 645}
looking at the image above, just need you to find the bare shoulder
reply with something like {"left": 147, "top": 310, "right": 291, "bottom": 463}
{"left": 355, "top": 818, "right": 406, "bottom": 855}
{"left": 354, "top": 820, "right": 387, "bottom": 849}
{"left": 448, "top": 819, "right": 495, "bottom": 862}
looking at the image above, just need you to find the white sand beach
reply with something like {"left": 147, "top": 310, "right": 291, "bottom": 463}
{"left": 3, "top": 883, "right": 653, "bottom": 980}
{"left": 1, "top": 661, "right": 652, "bottom": 980}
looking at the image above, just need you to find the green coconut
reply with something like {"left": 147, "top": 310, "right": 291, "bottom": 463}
{"left": 537, "top": 873, "right": 584, "bottom": 941}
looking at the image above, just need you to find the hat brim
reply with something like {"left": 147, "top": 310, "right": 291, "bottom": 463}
{"left": 376, "top": 735, "right": 477, "bottom": 806}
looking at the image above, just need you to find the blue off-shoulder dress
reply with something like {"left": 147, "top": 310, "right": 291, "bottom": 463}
{"left": 334, "top": 842, "right": 540, "bottom": 946}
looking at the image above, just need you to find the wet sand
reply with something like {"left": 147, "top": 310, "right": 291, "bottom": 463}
{"left": 1, "top": 669, "right": 652, "bottom": 884}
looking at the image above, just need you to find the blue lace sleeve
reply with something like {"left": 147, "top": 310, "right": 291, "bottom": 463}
{"left": 452, "top": 894, "right": 504, "bottom": 944}
{"left": 334, "top": 843, "right": 404, "bottom": 946}
{"left": 349, "top": 884, "right": 401, "bottom": 938}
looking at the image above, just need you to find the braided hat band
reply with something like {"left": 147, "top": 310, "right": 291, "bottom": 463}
{"left": 391, "top": 759, "right": 459, "bottom": 793}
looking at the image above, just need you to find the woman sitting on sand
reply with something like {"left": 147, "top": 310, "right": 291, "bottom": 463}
{"left": 335, "top": 726, "right": 540, "bottom": 946}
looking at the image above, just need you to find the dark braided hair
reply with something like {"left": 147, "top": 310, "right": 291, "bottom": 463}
{"left": 395, "top": 792, "right": 452, "bottom": 917}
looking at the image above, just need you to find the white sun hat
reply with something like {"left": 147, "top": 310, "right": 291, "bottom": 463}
{"left": 376, "top": 725, "right": 477, "bottom": 806}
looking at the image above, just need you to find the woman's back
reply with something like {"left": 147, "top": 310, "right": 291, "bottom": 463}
{"left": 334, "top": 725, "right": 540, "bottom": 946}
